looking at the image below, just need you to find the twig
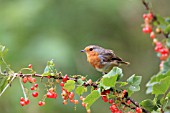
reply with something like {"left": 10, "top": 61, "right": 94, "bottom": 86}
{"left": 142, "top": 0, "right": 150, "bottom": 11}
{"left": 19, "top": 77, "right": 27, "bottom": 99}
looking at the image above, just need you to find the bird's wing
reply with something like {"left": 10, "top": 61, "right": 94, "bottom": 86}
{"left": 99, "top": 49, "right": 122, "bottom": 62}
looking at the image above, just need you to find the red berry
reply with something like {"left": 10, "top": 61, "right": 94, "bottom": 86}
{"left": 143, "top": 14, "right": 147, "bottom": 19}
{"left": 32, "top": 78, "right": 36, "bottom": 83}
{"left": 154, "top": 45, "right": 163, "bottom": 52}
{"left": 32, "top": 91, "right": 38, "bottom": 97}
{"left": 28, "top": 64, "right": 32, "bottom": 68}
{"left": 82, "top": 102, "right": 86, "bottom": 107}
{"left": 62, "top": 75, "right": 69, "bottom": 82}
{"left": 20, "top": 97, "right": 25, "bottom": 101}
{"left": 160, "top": 53, "right": 169, "bottom": 61}
{"left": 150, "top": 32, "right": 155, "bottom": 39}
{"left": 47, "top": 75, "right": 51, "bottom": 79}
{"left": 102, "top": 96, "right": 108, "bottom": 102}
{"left": 30, "top": 86, "right": 35, "bottom": 90}
{"left": 38, "top": 101, "right": 45, "bottom": 106}
{"left": 27, "top": 76, "right": 32, "bottom": 82}
{"left": 148, "top": 13, "right": 153, "bottom": 20}
{"left": 69, "top": 92, "right": 74, "bottom": 99}
{"left": 24, "top": 98, "right": 30, "bottom": 105}
{"left": 47, "top": 92, "right": 53, "bottom": 98}
{"left": 74, "top": 100, "right": 79, "bottom": 104}
{"left": 34, "top": 84, "right": 38, "bottom": 88}
{"left": 127, "top": 100, "right": 131, "bottom": 105}
{"left": 52, "top": 92, "right": 57, "bottom": 98}
{"left": 160, "top": 48, "right": 169, "bottom": 54}
{"left": 136, "top": 107, "right": 142, "bottom": 113}
{"left": 20, "top": 101, "right": 25, "bottom": 106}
{"left": 22, "top": 77, "right": 27, "bottom": 83}
{"left": 109, "top": 99, "right": 114, "bottom": 104}
{"left": 60, "top": 82, "right": 64, "bottom": 87}
{"left": 145, "top": 26, "right": 152, "bottom": 33}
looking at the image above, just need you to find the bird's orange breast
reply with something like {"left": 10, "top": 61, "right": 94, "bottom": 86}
{"left": 87, "top": 51, "right": 103, "bottom": 69}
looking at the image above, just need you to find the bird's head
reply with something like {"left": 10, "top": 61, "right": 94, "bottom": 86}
{"left": 81, "top": 45, "right": 102, "bottom": 55}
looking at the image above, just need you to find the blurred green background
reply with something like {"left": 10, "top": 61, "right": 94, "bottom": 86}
{"left": 0, "top": 0, "right": 170, "bottom": 113}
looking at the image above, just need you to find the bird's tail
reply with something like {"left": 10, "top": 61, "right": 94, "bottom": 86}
{"left": 119, "top": 61, "right": 130, "bottom": 65}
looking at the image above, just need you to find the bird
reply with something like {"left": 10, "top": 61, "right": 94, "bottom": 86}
{"left": 81, "top": 45, "right": 129, "bottom": 74}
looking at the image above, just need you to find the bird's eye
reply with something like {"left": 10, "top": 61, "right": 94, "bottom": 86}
{"left": 89, "top": 48, "right": 93, "bottom": 51}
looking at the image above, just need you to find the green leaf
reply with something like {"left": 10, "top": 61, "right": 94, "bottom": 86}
{"left": 166, "top": 92, "right": 170, "bottom": 99}
{"left": 152, "top": 76, "right": 170, "bottom": 96}
{"left": 127, "top": 74, "right": 142, "bottom": 86}
{"left": 64, "top": 80, "right": 75, "bottom": 92}
{"left": 117, "top": 82, "right": 128, "bottom": 87}
{"left": 127, "top": 75, "right": 142, "bottom": 93}
{"left": 140, "top": 99, "right": 157, "bottom": 112}
{"left": 146, "top": 71, "right": 170, "bottom": 94}
{"left": 165, "top": 17, "right": 170, "bottom": 23}
{"left": 166, "top": 38, "right": 170, "bottom": 48}
{"left": 156, "top": 15, "right": 166, "bottom": 25}
{"left": 84, "top": 90, "right": 100, "bottom": 110}
{"left": 0, "top": 76, "right": 8, "bottom": 93}
{"left": 103, "top": 67, "right": 123, "bottom": 80}
{"left": 43, "top": 60, "right": 57, "bottom": 76}
{"left": 75, "top": 86, "right": 87, "bottom": 96}
{"left": 164, "top": 24, "right": 170, "bottom": 34}
{"left": 129, "top": 85, "right": 140, "bottom": 92}
{"left": 162, "top": 57, "right": 170, "bottom": 73}
{"left": 101, "top": 74, "right": 118, "bottom": 87}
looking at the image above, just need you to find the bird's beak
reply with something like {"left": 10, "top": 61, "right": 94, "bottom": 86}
{"left": 81, "top": 50, "right": 85, "bottom": 52}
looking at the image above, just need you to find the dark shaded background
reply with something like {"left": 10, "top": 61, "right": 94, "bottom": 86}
{"left": 0, "top": 0, "right": 170, "bottom": 113}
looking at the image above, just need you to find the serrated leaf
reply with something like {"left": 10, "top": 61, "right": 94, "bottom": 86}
{"left": 129, "top": 85, "right": 140, "bottom": 92}
{"left": 75, "top": 86, "right": 87, "bottom": 96}
{"left": 84, "top": 90, "right": 100, "bottom": 110}
{"left": 103, "top": 67, "right": 123, "bottom": 80}
{"left": 140, "top": 99, "right": 157, "bottom": 111}
{"left": 127, "top": 74, "right": 142, "bottom": 86}
{"left": 101, "top": 74, "right": 118, "bottom": 87}
{"left": 117, "top": 82, "right": 128, "bottom": 87}
{"left": 64, "top": 80, "right": 75, "bottom": 92}
{"left": 152, "top": 76, "right": 170, "bottom": 96}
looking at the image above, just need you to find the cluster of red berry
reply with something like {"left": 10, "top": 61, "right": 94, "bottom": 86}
{"left": 59, "top": 75, "right": 79, "bottom": 105}
{"left": 100, "top": 90, "right": 143, "bottom": 113}
{"left": 142, "top": 13, "right": 170, "bottom": 70}
{"left": 20, "top": 76, "right": 38, "bottom": 106}
{"left": 154, "top": 41, "right": 169, "bottom": 61}
{"left": 142, "top": 13, "right": 154, "bottom": 35}
{"left": 20, "top": 97, "right": 30, "bottom": 106}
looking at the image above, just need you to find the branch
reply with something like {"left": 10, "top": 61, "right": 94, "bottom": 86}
{"left": 14, "top": 72, "right": 149, "bottom": 113}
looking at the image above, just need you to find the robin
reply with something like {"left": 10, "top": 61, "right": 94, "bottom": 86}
{"left": 81, "top": 45, "right": 129, "bottom": 74}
